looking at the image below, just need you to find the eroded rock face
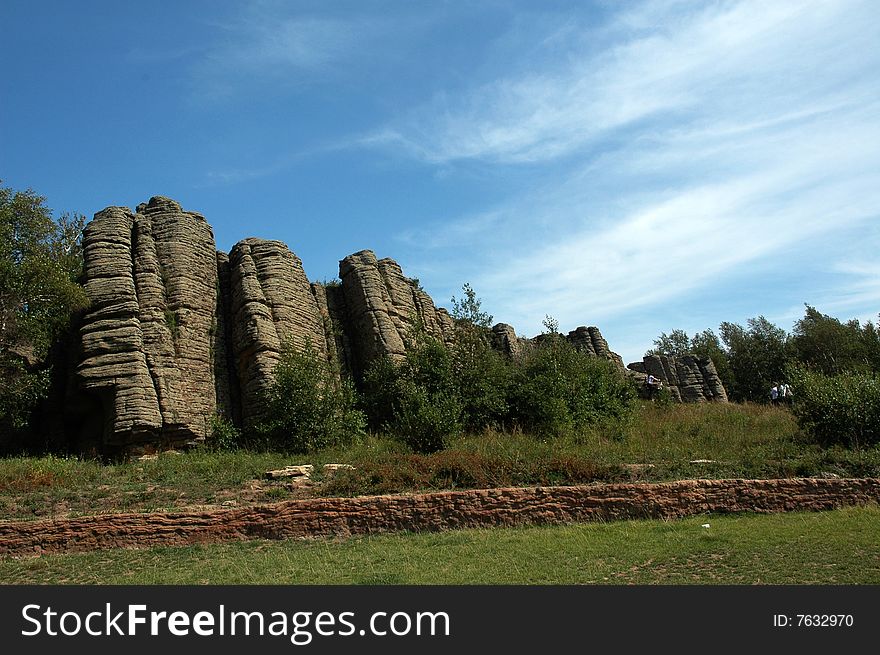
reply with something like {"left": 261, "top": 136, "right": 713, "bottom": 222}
{"left": 227, "top": 238, "right": 330, "bottom": 429}
{"left": 70, "top": 196, "right": 674, "bottom": 452}
{"left": 491, "top": 323, "right": 522, "bottom": 358}
{"left": 566, "top": 326, "right": 626, "bottom": 372}
{"left": 628, "top": 354, "right": 728, "bottom": 402}
{"left": 339, "top": 250, "right": 455, "bottom": 378}
{"left": 74, "top": 197, "right": 219, "bottom": 450}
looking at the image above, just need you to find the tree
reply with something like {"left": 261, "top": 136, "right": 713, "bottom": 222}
{"left": 720, "top": 316, "right": 788, "bottom": 402}
{"left": 256, "top": 341, "right": 365, "bottom": 452}
{"left": 1, "top": 183, "right": 88, "bottom": 445}
{"left": 790, "top": 305, "right": 878, "bottom": 375}
{"left": 450, "top": 282, "right": 493, "bottom": 329}
{"left": 362, "top": 330, "right": 462, "bottom": 453}
{"left": 449, "top": 283, "right": 510, "bottom": 431}
{"left": 509, "top": 334, "right": 636, "bottom": 437}
{"left": 646, "top": 329, "right": 691, "bottom": 357}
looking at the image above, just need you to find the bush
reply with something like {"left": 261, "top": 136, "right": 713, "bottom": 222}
{"left": 362, "top": 332, "right": 462, "bottom": 453}
{"left": 789, "top": 367, "right": 880, "bottom": 448}
{"left": 256, "top": 342, "right": 365, "bottom": 452}
{"left": 208, "top": 414, "right": 242, "bottom": 451}
{"left": 451, "top": 327, "right": 512, "bottom": 431}
{"left": 509, "top": 335, "right": 637, "bottom": 437}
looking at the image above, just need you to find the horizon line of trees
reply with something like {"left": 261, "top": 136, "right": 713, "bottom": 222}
{"left": 647, "top": 308, "right": 880, "bottom": 403}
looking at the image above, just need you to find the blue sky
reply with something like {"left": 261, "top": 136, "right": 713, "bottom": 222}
{"left": 2, "top": 0, "right": 878, "bottom": 364}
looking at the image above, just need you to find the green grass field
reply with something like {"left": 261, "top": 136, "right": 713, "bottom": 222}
{"left": 2, "top": 506, "right": 878, "bottom": 584}
{"left": 1, "top": 403, "right": 878, "bottom": 522}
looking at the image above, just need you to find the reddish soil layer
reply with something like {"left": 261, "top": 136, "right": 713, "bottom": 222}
{"left": 1, "top": 478, "right": 878, "bottom": 557}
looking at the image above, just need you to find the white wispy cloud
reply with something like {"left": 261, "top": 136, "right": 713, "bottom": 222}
{"left": 371, "top": 0, "right": 867, "bottom": 164}
{"left": 375, "top": 0, "right": 880, "bottom": 347}
{"left": 189, "top": 5, "right": 378, "bottom": 100}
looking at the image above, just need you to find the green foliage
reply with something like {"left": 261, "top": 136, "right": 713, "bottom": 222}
{"left": 542, "top": 314, "right": 560, "bottom": 335}
{"left": 449, "top": 283, "right": 510, "bottom": 431}
{"left": 790, "top": 305, "right": 880, "bottom": 375}
{"left": 509, "top": 335, "right": 636, "bottom": 437}
{"left": 647, "top": 329, "right": 691, "bottom": 357}
{"left": 1, "top": 183, "right": 88, "bottom": 445}
{"left": 719, "top": 317, "right": 789, "bottom": 402}
{"left": 208, "top": 415, "right": 242, "bottom": 451}
{"left": 256, "top": 342, "right": 365, "bottom": 452}
{"left": 363, "top": 332, "right": 462, "bottom": 453}
{"left": 450, "top": 282, "right": 493, "bottom": 329}
{"left": 163, "top": 308, "right": 180, "bottom": 341}
{"left": 789, "top": 366, "right": 880, "bottom": 448}
{"left": 452, "top": 336, "right": 511, "bottom": 432}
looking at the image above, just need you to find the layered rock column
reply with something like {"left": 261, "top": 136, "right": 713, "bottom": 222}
{"left": 76, "top": 197, "right": 220, "bottom": 449}
{"left": 227, "top": 239, "right": 329, "bottom": 429}
{"left": 339, "top": 250, "right": 455, "bottom": 378}
{"left": 566, "top": 326, "right": 626, "bottom": 372}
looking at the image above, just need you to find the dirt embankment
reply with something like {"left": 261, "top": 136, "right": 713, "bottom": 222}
{"left": 2, "top": 478, "right": 878, "bottom": 557}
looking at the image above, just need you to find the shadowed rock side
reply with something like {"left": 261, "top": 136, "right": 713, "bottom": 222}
{"left": 339, "top": 250, "right": 455, "bottom": 378}
{"left": 228, "top": 238, "right": 329, "bottom": 429}
{"left": 73, "top": 197, "right": 220, "bottom": 450}
{"left": 628, "top": 354, "right": 728, "bottom": 402}
{"left": 491, "top": 323, "right": 522, "bottom": 358}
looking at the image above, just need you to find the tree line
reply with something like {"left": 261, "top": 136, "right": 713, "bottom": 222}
{"left": 647, "top": 308, "right": 880, "bottom": 403}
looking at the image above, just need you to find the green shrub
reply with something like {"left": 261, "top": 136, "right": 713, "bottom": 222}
{"left": 451, "top": 328, "right": 512, "bottom": 431}
{"left": 509, "top": 335, "right": 636, "bottom": 437}
{"left": 789, "top": 366, "right": 880, "bottom": 448}
{"left": 208, "top": 414, "right": 242, "bottom": 451}
{"left": 362, "top": 332, "right": 462, "bottom": 453}
{"left": 256, "top": 342, "right": 365, "bottom": 452}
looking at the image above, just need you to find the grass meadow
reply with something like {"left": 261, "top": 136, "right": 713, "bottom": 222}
{"left": 2, "top": 506, "right": 878, "bottom": 584}
{"left": 1, "top": 402, "right": 877, "bottom": 522}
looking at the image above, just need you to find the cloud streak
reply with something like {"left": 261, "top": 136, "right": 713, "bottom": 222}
{"left": 372, "top": 0, "right": 880, "bottom": 354}
{"left": 189, "top": 5, "right": 380, "bottom": 101}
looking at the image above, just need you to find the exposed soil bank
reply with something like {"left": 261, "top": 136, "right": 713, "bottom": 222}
{"left": 2, "top": 478, "right": 878, "bottom": 557}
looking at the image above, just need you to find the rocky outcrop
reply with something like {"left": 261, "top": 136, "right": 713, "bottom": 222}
{"left": 70, "top": 196, "right": 722, "bottom": 452}
{"left": 491, "top": 323, "right": 522, "bottom": 358}
{"left": 72, "top": 198, "right": 220, "bottom": 451}
{"left": 566, "top": 326, "right": 626, "bottom": 372}
{"left": 339, "top": 250, "right": 455, "bottom": 378}
{"left": 2, "top": 478, "right": 877, "bottom": 556}
{"left": 66, "top": 200, "right": 462, "bottom": 451}
{"left": 227, "top": 238, "right": 330, "bottom": 428}
{"left": 628, "top": 354, "right": 728, "bottom": 402}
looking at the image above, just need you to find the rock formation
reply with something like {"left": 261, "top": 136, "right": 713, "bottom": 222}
{"left": 226, "top": 238, "right": 329, "bottom": 429}
{"left": 339, "top": 251, "right": 455, "bottom": 377}
{"left": 566, "top": 326, "right": 626, "bottom": 372}
{"left": 64, "top": 196, "right": 726, "bottom": 453}
{"left": 71, "top": 198, "right": 220, "bottom": 450}
{"left": 66, "top": 198, "right": 461, "bottom": 452}
{"left": 627, "top": 354, "right": 728, "bottom": 402}
{"left": 491, "top": 323, "right": 522, "bottom": 358}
